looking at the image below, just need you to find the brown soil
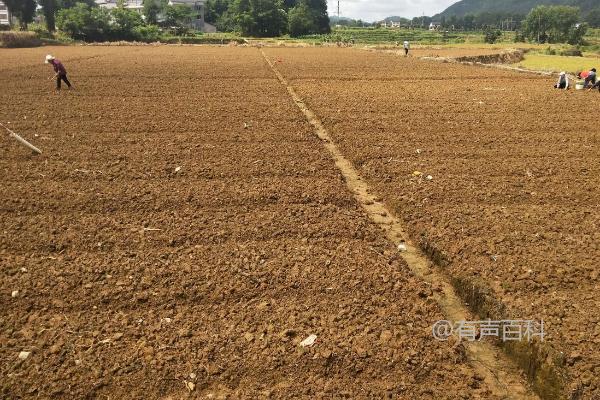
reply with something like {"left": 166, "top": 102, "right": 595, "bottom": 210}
{"left": 263, "top": 47, "right": 600, "bottom": 399}
{"left": 0, "top": 46, "right": 521, "bottom": 399}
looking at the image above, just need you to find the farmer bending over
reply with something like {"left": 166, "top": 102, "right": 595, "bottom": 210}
{"left": 583, "top": 68, "right": 596, "bottom": 88}
{"left": 45, "top": 55, "right": 72, "bottom": 91}
{"left": 554, "top": 72, "right": 569, "bottom": 90}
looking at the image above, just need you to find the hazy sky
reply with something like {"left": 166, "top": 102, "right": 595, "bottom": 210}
{"left": 328, "top": 0, "right": 458, "bottom": 21}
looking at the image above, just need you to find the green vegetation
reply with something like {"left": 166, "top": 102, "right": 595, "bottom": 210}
{"left": 28, "top": 0, "right": 329, "bottom": 41}
{"left": 2, "top": 0, "right": 37, "bottom": 30}
{"left": 206, "top": 0, "right": 329, "bottom": 37}
{"left": 295, "top": 27, "right": 519, "bottom": 45}
{"left": 484, "top": 28, "right": 502, "bottom": 43}
{"left": 438, "top": 0, "right": 600, "bottom": 25}
{"left": 517, "top": 53, "right": 599, "bottom": 73}
{"left": 523, "top": 6, "right": 587, "bottom": 44}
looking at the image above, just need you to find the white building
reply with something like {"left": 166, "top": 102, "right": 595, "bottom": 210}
{"left": 429, "top": 22, "right": 441, "bottom": 31}
{"left": 96, "top": 0, "right": 143, "bottom": 14}
{"left": 0, "top": 1, "right": 11, "bottom": 26}
{"left": 168, "top": 0, "right": 205, "bottom": 31}
{"left": 381, "top": 21, "right": 401, "bottom": 29}
{"left": 95, "top": 0, "right": 216, "bottom": 32}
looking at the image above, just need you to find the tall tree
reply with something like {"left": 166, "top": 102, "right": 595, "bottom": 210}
{"left": 586, "top": 8, "right": 600, "bottom": 28}
{"left": 205, "top": 0, "right": 231, "bottom": 23}
{"left": 463, "top": 14, "right": 475, "bottom": 30}
{"left": 229, "top": 0, "right": 287, "bottom": 37}
{"left": 524, "top": 5, "right": 582, "bottom": 44}
{"left": 288, "top": 2, "right": 312, "bottom": 36}
{"left": 281, "top": 0, "right": 296, "bottom": 11}
{"left": 4, "top": 0, "right": 37, "bottom": 30}
{"left": 142, "top": 0, "right": 162, "bottom": 24}
{"left": 112, "top": 4, "right": 144, "bottom": 39}
{"left": 301, "top": 0, "right": 328, "bottom": 33}
{"left": 38, "top": 0, "right": 57, "bottom": 31}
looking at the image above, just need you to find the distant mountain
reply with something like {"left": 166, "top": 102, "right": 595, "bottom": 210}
{"left": 438, "top": 0, "right": 598, "bottom": 18}
{"left": 329, "top": 16, "right": 353, "bottom": 23}
{"left": 381, "top": 16, "right": 411, "bottom": 24}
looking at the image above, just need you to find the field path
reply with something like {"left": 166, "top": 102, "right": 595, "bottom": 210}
{"left": 260, "top": 48, "right": 537, "bottom": 400}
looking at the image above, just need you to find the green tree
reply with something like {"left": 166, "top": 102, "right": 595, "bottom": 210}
{"left": 524, "top": 5, "right": 582, "bottom": 44}
{"left": 250, "top": 0, "right": 287, "bottom": 36}
{"left": 300, "top": 0, "right": 328, "bottom": 33}
{"left": 287, "top": 0, "right": 328, "bottom": 35}
{"left": 4, "top": 0, "right": 37, "bottom": 30}
{"left": 164, "top": 4, "right": 196, "bottom": 28}
{"left": 281, "top": 0, "right": 296, "bottom": 11}
{"left": 447, "top": 15, "right": 457, "bottom": 30}
{"left": 411, "top": 16, "right": 432, "bottom": 29}
{"left": 584, "top": 8, "right": 600, "bottom": 28}
{"left": 288, "top": 3, "right": 312, "bottom": 36}
{"left": 463, "top": 14, "right": 475, "bottom": 30}
{"left": 111, "top": 5, "right": 144, "bottom": 40}
{"left": 205, "top": 0, "right": 231, "bottom": 23}
{"left": 229, "top": 0, "right": 286, "bottom": 37}
{"left": 38, "top": 0, "right": 57, "bottom": 31}
{"left": 484, "top": 28, "right": 501, "bottom": 43}
{"left": 133, "top": 24, "right": 160, "bottom": 41}
{"left": 37, "top": 0, "right": 96, "bottom": 33}
{"left": 568, "top": 23, "right": 587, "bottom": 45}
{"left": 56, "top": 3, "right": 111, "bottom": 41}
{"left": 142, "top": 0, "right": 163, "bottom": 25}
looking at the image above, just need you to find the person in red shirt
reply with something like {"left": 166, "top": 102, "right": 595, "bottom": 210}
{"left": 577, "top": 70, "right": 589, "bottom": 80}
{"left": 45, "top": 55, "right": 72, "bottom": 91}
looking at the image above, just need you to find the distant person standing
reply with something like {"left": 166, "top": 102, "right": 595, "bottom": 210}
{"left": 45, "top": 55, "right": 72, "bottom": 91}
{"left": 403, "top": 40, "right": 410, "bottom": 56}
{"left": 554, "top": 72, "right": 569, "bottom": 90}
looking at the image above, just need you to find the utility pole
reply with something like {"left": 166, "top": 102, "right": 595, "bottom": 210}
{"left": 337, "top": 1, "right": 340, "bottom": 21}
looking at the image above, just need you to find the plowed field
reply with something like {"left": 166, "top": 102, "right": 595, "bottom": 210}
{"left": 263, "top": 47, "right": 600, "bottom": 399}
{"left": 2, "top": 46, "right": 507, "bottom": 399}
{"left": 1, "top": 45, "right": 597, "bottom": 399}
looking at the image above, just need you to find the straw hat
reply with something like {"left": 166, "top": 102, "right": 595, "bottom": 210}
{"left": 45, "top": 55, "right": 55, "bottom": 64}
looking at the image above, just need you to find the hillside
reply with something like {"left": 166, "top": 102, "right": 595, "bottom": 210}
{"left": 438, "top": 0, "right": 598, "bottom": 18}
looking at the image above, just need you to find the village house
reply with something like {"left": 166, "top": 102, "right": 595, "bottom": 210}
{"left": 0, "top": 1, "right": 11, "bottom": 27}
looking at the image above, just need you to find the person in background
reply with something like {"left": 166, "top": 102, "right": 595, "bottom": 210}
{"left": 554, "top": 72, "right": 569, "bottom": 90}
{"left": 583, "top": 68, "right": 596, "bottom": 88}
{"left": 403, "top": 40, "right": 410, "bottom": 56}
{"left": 45, "top": 55, "right": 72, "bottom": 91}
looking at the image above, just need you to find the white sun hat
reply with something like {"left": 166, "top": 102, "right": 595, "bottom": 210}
{"left": 45, "top": 54, "right": 55, "bottom": 64}
{"left": 559, "top": 71, "right": 566, "bottom": 75}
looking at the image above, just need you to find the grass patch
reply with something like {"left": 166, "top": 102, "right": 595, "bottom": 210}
{"left": 517, "top": 53, "right": 600, "bottom": 73}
